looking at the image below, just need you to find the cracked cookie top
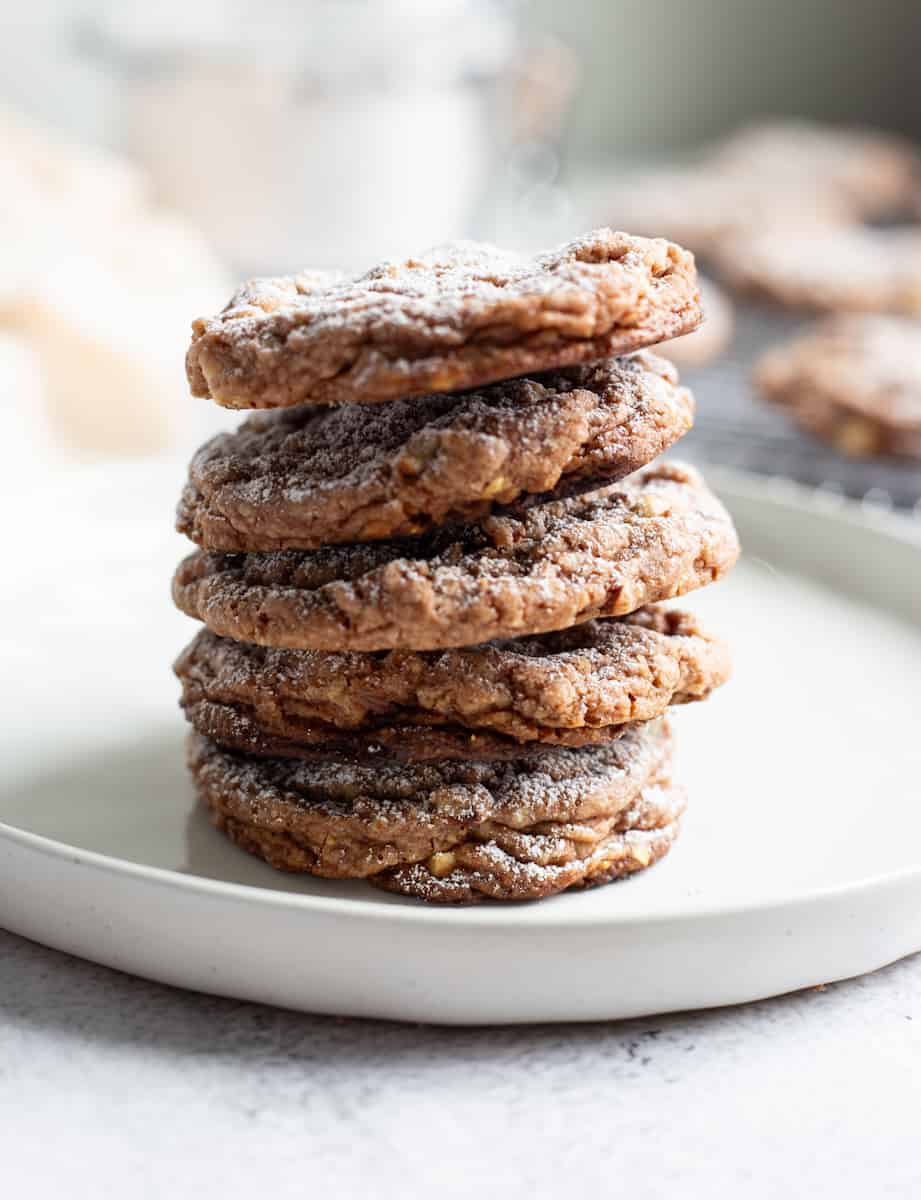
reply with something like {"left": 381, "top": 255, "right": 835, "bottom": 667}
{"left": 177, "top": 353, "right": 694, "bottom": 551}
{"left": 185, "top": 229, "right": 701, "bottom": 410}
{"left": 175, "top": 607, "right": 730, "bottom": 758}
{"left": 172, "top": 462, "right": 740, "bottom": 652}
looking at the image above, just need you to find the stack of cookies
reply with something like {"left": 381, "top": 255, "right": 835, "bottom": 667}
{"left": 172, "top": 229, "right": 740, "bottom": 903}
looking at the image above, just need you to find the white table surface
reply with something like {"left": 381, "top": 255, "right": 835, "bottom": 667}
{"left": 2, "top": 929, "right": 918, "bottom": 1198}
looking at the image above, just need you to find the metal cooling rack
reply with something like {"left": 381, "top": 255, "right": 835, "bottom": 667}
{"left": 678, "top": 306, "right": 921, "bottom": 516}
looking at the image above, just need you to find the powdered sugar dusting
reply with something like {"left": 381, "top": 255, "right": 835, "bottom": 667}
{"left": 186, "top": 228, "right": 700, "bottom": 410}
{"left": 172, "top": 461, "right": 740, "bottom": 652}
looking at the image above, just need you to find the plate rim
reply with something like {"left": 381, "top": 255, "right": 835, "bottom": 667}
{"left": 2, "top": 811, "right": 921, "bottom": 932}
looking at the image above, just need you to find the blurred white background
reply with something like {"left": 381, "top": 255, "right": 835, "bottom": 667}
{"left": 6, "top": 1, "right": 921, "bottom": 170}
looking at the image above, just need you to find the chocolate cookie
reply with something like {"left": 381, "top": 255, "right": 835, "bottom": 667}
{"left": 177, "top": 354, "right": 694, "bottom": 552}
{"left": 600, "top": 122, "right": 914, "bottom": 260}
{"left": 373, "top": 789, "right": 682, "bottom": 903}
{"left": 172, "top": 462, "right": 740, "bottom": 652}
{"left": 712, "top": 120, "right": 918, "bottom": 220}
{"left": 755, "top": 315, "right": 921, "bottom": 459}
{"left": 717, "top": 228, "right": 921, "bottom": 315}
{"left": 187, "top": 718, "right": 684, "bottom": 902}
{"left": 185, "top": 229, "right": 702, "bottom": 410}
{"left": 175, "top": 608, "right": 731, "bottom": 760}
{"left": 601, "top": 165, "right": 849, "bottom": 261}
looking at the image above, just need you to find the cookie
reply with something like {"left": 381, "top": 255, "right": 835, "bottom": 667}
{"left": 599, "top": 122, "right": 914, "bottom": 260}
{"left": 187, "top": 718, "right": 684, "bottom": 902}
{"left": 716, "top": 228, "right": 921, "bottom": 315}
{"left": 182, "top": 706, "right": 586, "bottom": 763}
{"left": 755, "top": 315, "right": 921, "bottom": 459}
{"left": 712, "top": 120, "right": 918, "bottom": 220}
{"left": 372, "top": 790, "right": 682, "bottom": 903}
{"left": 175, "top": 608, "right": 731, "bottom": 760}
{"left": 172, "top": 462, "right": 740, "bottom": 652}
{"left": 185, "top": 229, "right": 702, "bottom": 410}
{"left": 659, "top": 278, "right": 733, "bottom": 370}
{"left": 176, "top": 353, "right": 694, "bottom": 551}
{"left": 600, "top": 164, "right": 850, "bottom": 260}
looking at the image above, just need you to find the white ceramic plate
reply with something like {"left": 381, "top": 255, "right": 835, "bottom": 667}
{"left": 1, "top": 461, "right": 920, "bottom": 1024}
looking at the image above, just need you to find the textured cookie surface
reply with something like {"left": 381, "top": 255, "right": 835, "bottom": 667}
{"left": 177, "top": 353, "right": 694, "bottom": 551}
{"left": 717, "top": 228, "right": 921, "bottom": 315}
{"left": 187, "top": 719, "right": 683, "bottom": 902}
{"left": 175, "top": 607, "right": 731, "bottom": 760}
{"left": 172, "top": 462, "right": 740, "bottom": 652}
{"left": 755, "top": 315, "right": 921, "bottom": 459}
{"left": 185, "top": 229, "right": 702, "bottom": 410}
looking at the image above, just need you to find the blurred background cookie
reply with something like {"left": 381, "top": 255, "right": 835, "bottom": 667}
{"left": 592, "top": 119, "right": 916, "bottom": 263}
{"left": 716, "top": 228, "right": 921, "bottom": 315}
{"left": 755, "top": 315, "right": 921, "bottom": 459}
{"left": 711, "top": 120, "right": 918, "bottom": 220}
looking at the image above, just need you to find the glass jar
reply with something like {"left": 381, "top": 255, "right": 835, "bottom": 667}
{"left": 88, "top": 0, "right": 519, "bottom": 273}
